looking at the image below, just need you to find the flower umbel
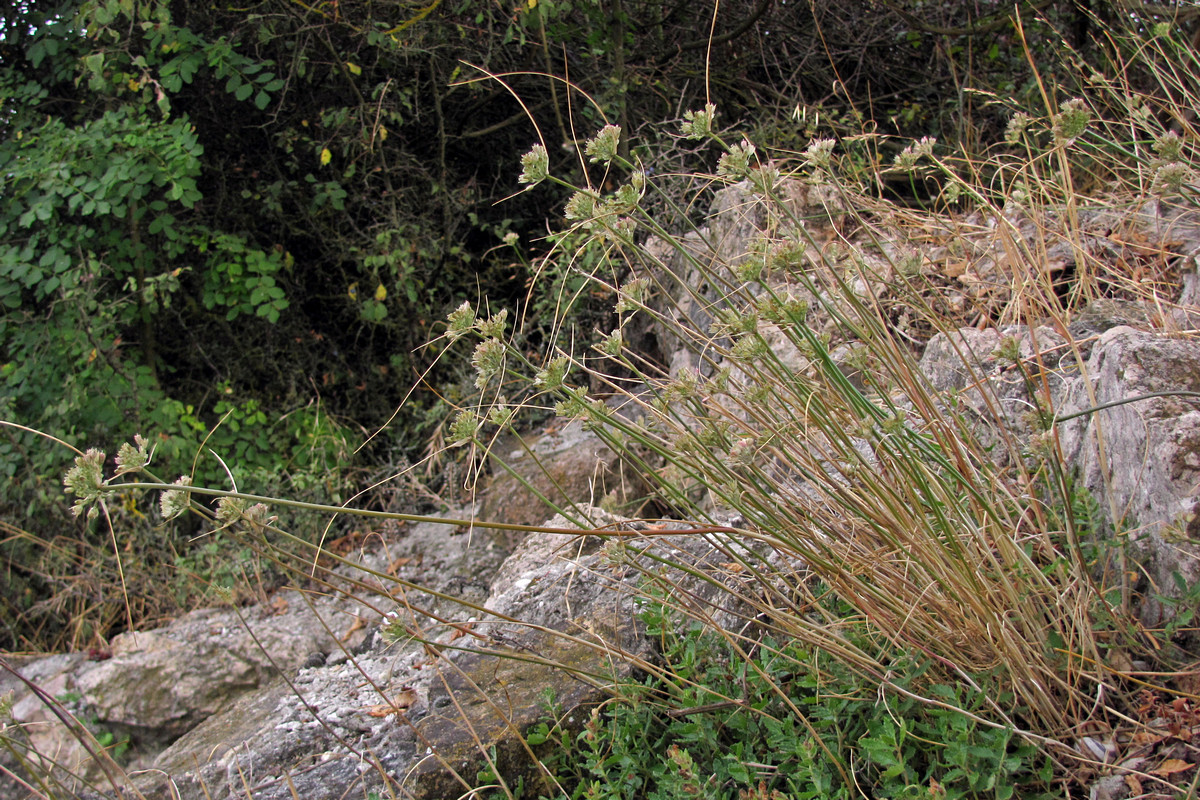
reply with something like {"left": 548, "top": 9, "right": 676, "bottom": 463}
{"left": 1005, "top": 112, "right": 1033, "bottom": 145}
{"left": 585, "top": 125, "right": 621, "bottom": 164}
{"left": 446, "top": 301, "right": 475, "bottom": 341}
{"left": 519, "top": 143, "right": 549, "bottom": 185}
{"left": 64, "top": 449, "right": 111, "bottom": 519}
{"left": 616, "top": 277, "right": 649, "bottom": 314}
{"left": 1152, "top": 162, "right": 1194, "bottom": 196}
{"left": 159, "top": 475, "right": 193, "bottom": 521}
{"left": 449, "top": 410, "right": 481, "bottom": 445}
{"left": 894, "top": 136, "right": 936, "bottom": 171}
{"left": 681, "top": 104, "right": 717, "bottom": 140}
{"left": 1153, "top": 130, "right": 1184, "bottom": 163}
{"left": 718, "top": 140, "right": 757, "bottom": 179}
{"left": 1052, "top": 98, "right": 1090, "bottom": 145}
{"left": 804, "top": 138, "right": 836, "bottom": 170}
{"left": 600, "top": 328, "right": 624, "bottom": 356}
{"left": 472, "top": 338, "right": 506, "bottom": 389}
{"left": 478, "top": 308, "right": 509, "bottom": 339}
{"left": 535, "top": 355, "right": 571, "bottom": 391}
{"left": 564, "top": 190, "right": 600, "bottom": 223}
{"left": 114, "top": 434, "right": 150, "bottom": 476}
{"left": 488, "top": 403, "right": 515, "bottom": 428}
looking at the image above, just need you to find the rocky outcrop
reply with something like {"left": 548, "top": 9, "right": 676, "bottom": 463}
{"left": 1057, "top": 326, "right": 1200, "bottom": 626}
{"left": 2, "top": 493, "right": 760, "bottom": 800}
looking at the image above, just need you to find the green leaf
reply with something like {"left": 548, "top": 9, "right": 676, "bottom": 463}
{"left": 83, "top": 53, "right": 105, "bottom": 76}
{"left": 235, "top": 82, "right": 254, "bottom": 102}
{"left": 254, "top": 91, "right": 270, "bottom": 110}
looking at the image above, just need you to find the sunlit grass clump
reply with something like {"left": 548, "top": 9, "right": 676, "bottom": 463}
{"left": 438, "top": 19, "right": 1198, "bottom": 794}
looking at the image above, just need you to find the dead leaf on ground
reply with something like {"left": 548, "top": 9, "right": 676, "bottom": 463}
{"left": 388, "top": 555, "right": 419, "bottom": 574}
{"left": 1151, "top": 758, "right": 1195, "bottom": 778}
{"left": 340, "top": 615, "right": 367, "bottom": 643}
{"left": 364, "top": 687, "right": 418, "bottom": 717}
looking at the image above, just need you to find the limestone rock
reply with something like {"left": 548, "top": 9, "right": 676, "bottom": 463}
{"left": 481, "top": 421, "right": 643, "bottom": 547}
{"left": 918, "top": 324, "right": 1074, "bottom": 462}
{"left": 1057, "top": 326, "right": 1200, "bottom": 631}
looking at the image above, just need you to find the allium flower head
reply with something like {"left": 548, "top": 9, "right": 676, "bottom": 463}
{"left": 64, "top": 448, "right": 111, "bottom": 519}
{"left": 600, "top": 328, "right": 624, "bottom": 356}
{"left": 535, "top": 355, "right": 570, "bottom": 391}
{"left": 1153, "top": 130, "right": 1183, "bottom": 163}
{"left": 681, "top": 104, "right": 717, "bottom": 140}
{"left": 804, "top": 138, "right": 836, "bottom": 170}
{"left": 585, "top": 125, "right": 621, "bottom": 164}
{"left": 1005, "top": 112, "right": 1032, "bottom": 145}
{"left": 472, "top": 338, "right": 506, "bottom": 389}
{"left": 718, "top": 140, "right": 757, "bottom": 179}
{"left": 449, "top": 410, "right": 480, "bottom": 445}
{"left": 446, "top": 301, "right": 475, "bottom": 341}
{"left": 519, "top": 143, "right": 549, "bottom": 185}
{"left": 615, "top": 277, "right": 649, "bottom": 314}
{"left": 1052, "top": 98, "right": 1091, "bottom": 145}
{"left": 114, "top": 434, "right": 150, "bottom": 476}
{"left": 160, "top": 476, "right": 193, "bottom": 521}
{"left": 564, "top": 190, "right": 599, "bottom": 223}
{"left": 478, "top": 308, "right": 508, "bottom": 339}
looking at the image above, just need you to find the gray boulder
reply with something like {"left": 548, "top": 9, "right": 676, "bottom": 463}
{"left": 1057, "top": 326, "right": 1200, "bottom": 629}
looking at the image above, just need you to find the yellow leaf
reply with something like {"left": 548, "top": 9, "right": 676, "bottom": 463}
{"left": 346, "top": 61, "right": 362, "bottom": 76}
{"left": 527, "top": 0, "right": 537, "bottom": 8}
{"left": 374, "top": 284, "right": 387, "bottom": 302}
{"left": 87, "top": 348, "right": 97, "bottom": 364}
{"left": 347, "top": 282, "right": 359, "bottom": 301}
{"left": 378, "top": 125, "right": 388, "bottom": 142}
{"left": 320, "top": 147, "right": 332, "bottom": 166}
